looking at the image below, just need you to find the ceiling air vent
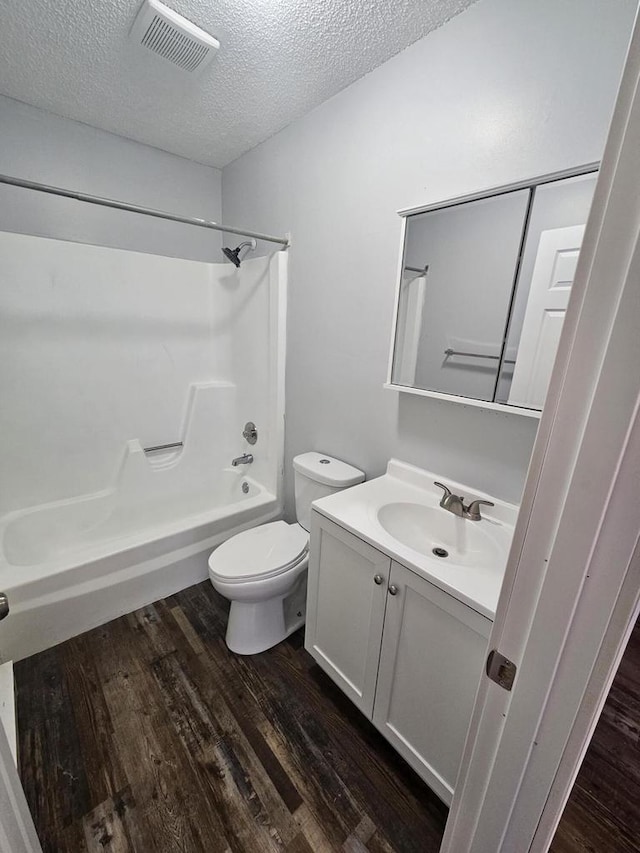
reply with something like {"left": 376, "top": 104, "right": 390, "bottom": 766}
{"left": 130, "top": 0, "right": 219, "bottom": 75}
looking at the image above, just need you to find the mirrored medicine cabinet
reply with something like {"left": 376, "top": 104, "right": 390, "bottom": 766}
{"left": 386, "top": 166, "right": 599, "bottom": 415}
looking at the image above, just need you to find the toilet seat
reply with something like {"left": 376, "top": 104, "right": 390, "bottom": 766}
{"left": 208, "top": 521, "right": 309, "bottom": 584}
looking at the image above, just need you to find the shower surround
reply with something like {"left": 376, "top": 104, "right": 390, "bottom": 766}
{"left": 0, "top": 232, "right": 286, "bottom": 659}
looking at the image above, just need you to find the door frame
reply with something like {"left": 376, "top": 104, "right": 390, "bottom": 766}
{"left": 441, "top": 6, "right": 640, "bottom": 851}
{"left": 0, "top": 711, "right": 41, "bottom": 853}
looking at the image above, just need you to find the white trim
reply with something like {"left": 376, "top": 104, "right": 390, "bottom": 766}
{"left": 0, "top": 713, "right": 42, "bottom": 853}
{"left": 271, "top": 250, "right": 288, "bottom": 512}
{"left": 441, "top": 8, "right": 640, "bottom": 851}
{"left": 0, "top": 663, "right": 16, "bottom": 767}
{"left": 532, "top": 483, "right": 640, "bottom": 851}
{"left": 397, "top": 163, "right": 599, "bottom": 218}
{"left": 385, "top": 216, "right": 408, "bottom": 385}
{"left": 383, "top": 383, "right": 542, "bottom": 418}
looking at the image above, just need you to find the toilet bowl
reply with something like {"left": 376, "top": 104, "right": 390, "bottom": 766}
{"left": 209, "top": 520, "right": 309, "bottom": 655}
{"left": 209, "top": 451, "right": 365, "bottom": 655}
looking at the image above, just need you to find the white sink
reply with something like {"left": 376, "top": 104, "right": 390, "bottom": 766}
{"left": 377, "top": 501, "right": 509, "bottom": 571}
{"left": 311, "top": 459, "right": 519, "bottom": 619}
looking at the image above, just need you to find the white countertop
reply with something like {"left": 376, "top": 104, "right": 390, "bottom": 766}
{"left": 311, "top": 459, "right": 518, "bottom": 620}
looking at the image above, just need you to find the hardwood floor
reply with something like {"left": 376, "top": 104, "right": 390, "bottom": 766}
{"left": 14, "top": 580, "right": 448, "bottom": 852}
{"left": 551, "top": 618, "right": 640, "bottom": 852}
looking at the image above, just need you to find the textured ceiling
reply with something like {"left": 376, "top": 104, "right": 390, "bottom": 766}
{"left": 0, "top": 0, "right": 477, "bottom": 168}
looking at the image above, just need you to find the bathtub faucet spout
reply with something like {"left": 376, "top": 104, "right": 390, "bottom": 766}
{"left": 232, "top": 453, "right": 254, "bottom": 466}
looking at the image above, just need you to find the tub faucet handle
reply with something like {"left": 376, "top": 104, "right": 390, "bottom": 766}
{"left": 243, "top": 422, "right": 258, "bottom": 445}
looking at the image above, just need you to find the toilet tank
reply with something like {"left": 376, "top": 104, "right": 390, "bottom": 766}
{"left": 293, "top": 452, "right": 365, "bottom": 532}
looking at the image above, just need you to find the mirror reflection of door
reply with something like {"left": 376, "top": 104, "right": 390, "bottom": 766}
{"left": 507, "top": 225, "right": 584, "bottom": 408}
{"left": 495, "top": 171, "right": 597, "bottom": 408}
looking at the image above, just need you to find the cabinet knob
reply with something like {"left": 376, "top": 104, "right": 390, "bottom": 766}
{"left": 388, "top": 584, "right": 399, "bottom": 596}
{"left": 374, "top": 574, "right": 384, "bottom": 585}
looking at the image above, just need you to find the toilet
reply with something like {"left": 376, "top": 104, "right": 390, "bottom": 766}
{"left": 208, "top": 451, "right": 365, "bottom": 654}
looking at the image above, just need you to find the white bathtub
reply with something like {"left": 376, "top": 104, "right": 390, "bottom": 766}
{"left": 0, "top": 467, "right": 280, "bottom": 661}
{"left": 0, "top": 242, "right": 288, "bottom": 661}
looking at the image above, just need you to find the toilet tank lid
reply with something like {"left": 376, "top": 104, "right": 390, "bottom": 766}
{"left": 293, "top": 452, "right": 365, "bottom": 487}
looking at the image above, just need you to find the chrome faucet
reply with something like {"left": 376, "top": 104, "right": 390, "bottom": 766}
{"left": 434, "top": 481, "right": 494, "bottom": 521}
{"left": 232, "top": 453, "right": 254, "bottom": 466}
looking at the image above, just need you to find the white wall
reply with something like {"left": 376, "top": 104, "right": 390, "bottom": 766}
{"left": 222, "top": 0, "right": 636, "bottom": 513}
{"left": 0, "top": 95, "right": 222, "bottom": 261}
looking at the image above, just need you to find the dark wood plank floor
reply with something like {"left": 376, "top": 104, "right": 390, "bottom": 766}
{"left": 15, "top": 580, "right": 448, "bottom": 853}
{"left": 552, "top": 617, "right": 640, "bottom": 852}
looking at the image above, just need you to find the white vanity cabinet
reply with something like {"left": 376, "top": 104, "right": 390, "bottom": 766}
{"left": 373, "top": 560, "right": 491, "bottom": 803}
{"left": 305, "top": 513, "right": 390, "bottom": 717}
{"left": 305, "top": 510, "right": 492, "bottom": 805}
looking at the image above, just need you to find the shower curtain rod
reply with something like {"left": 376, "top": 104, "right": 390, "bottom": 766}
{"left": 0, "top": 173, "right": 290, "bottom": 248}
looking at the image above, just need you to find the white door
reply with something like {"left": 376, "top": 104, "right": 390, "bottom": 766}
{"left": 441, "top": 13, "right": 640, "bottom": 850}
{"left": 509, "top": 224, "right": 585, "bottom": 409}
{"left": 372, "top": 562, "right": 491, "bottom": 805}
{"left": 305, "top": 513, "right": 390, "bottom": 717}
{"left": 0, "top": 595, "right": 42, "bottom": 853}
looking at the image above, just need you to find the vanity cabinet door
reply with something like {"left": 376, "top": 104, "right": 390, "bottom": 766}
{"left": 372, "top": 561, "right": 491, "bottom": 805}
{"left": 305, "top": 512, "right": 390, "bottom": 718}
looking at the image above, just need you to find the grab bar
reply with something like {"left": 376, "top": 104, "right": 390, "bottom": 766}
{"left": 143, "top": 442, "right": 183, "bottom": 454}
{"left": 444, "top": 348, "right": 515, "bottom": 365}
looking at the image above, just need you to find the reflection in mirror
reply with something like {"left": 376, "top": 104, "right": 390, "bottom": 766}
{"left": 392, "top": 191, "right": 530, "bottom": 400}
{"left": 389, "top": 168, "right": 597, "bottom": 413}
{"left": 495, "top": 173, "right": 597, "bottom": 407}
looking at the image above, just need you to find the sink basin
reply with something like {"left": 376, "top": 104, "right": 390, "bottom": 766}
{"left": 376, "top": 501, "right": 509, "bottom": 571}
{"left": 309, "top": 459, "right": 518, "bottom": 618}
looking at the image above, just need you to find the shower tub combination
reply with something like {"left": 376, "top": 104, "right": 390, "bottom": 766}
{"left": 0, "top": 384, "right": 282, "bottom": 661}
{"left": 0, "top": 239, "right": 287, "bottom": 661}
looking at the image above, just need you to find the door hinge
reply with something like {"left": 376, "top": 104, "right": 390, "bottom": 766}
{"left": 486, "top": 649, "right": 517, "bottom": 691}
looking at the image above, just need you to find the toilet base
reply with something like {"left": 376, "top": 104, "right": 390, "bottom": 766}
{"left": 225, "top": 576, "right": 307, "bottom": 655}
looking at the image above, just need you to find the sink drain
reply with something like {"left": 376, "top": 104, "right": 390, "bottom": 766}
{"left": 432, "top": 547, "right": 449, "bottom": 558}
